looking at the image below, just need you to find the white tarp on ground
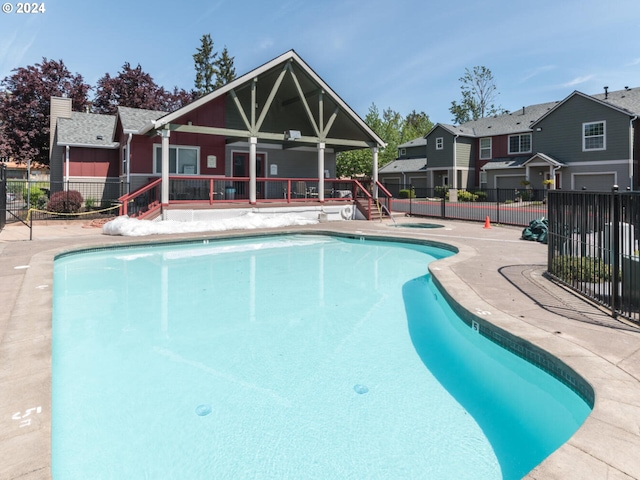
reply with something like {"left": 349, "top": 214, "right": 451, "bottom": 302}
{"left": 103, "top": 213, "right": 318, "bottom": 237}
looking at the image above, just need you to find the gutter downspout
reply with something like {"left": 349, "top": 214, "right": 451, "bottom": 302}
{"left": 630, "top": 116, "right": 637, "bottom": 191}
{"left": 126, "top": 133, "right": 132, "bottom": 193}
{"left": 65, "top": 145, "right": 70, "bottom": 191}
{"left": 453, "top": 134, "right": 459, "bottom": 188}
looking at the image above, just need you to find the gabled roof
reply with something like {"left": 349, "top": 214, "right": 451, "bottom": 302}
{"left": 480, "top": 156, "right": 529, "bottom": 170}
{"left": 379, "top": 157, "right": 427, "bottom": 173}
{"left": 398, "top": 137, "right": 426, "bottom": 148}
{"left": 117, "top": 106, "right": 166, "bottom": 134}
{"left": 523, "top": 152, "right": 565, "bottom": 167}
{"left": 531, "top": 89, "right": 640, "bottom": 127}
{"left": 56, "top": 112, "right": 119, "bottom": 148}
{"left": 461, "top": 102, "right": 559, "bottom": 136}
{"left": 593, "top": 86, "right": 640, "bottom": 115}
{"left": 141, "top": 50, "right": 385, "bottom": 150}
{"left": 426, "top": 123, "right": 476, "bottom": 138}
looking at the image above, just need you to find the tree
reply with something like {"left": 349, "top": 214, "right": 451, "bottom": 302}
{"left": 449, "top": 66, "right": 505, "bottom": 124}
{"left": 0, "top": 58, "right": 90, "bottom": 165}
{"left": 213, "top": 46, "right": 237, "bottom": 88}
{"left": 336, "top": 104, "right": 381, "bottom": 178}
{"left": 193, "top": 34, "right": 217, "bottom": 96}
{"left": 93, "top": 62, "right": 191, "bottom": 114}
{"left": 336, "top": 104, "right": 433, "bottom": 178}
{"left": 402, "top": 110, "right": 433, "bottom": 142}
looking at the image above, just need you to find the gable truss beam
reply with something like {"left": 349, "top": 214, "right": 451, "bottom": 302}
{"left": 168, "top": 123, "right": 372, "bottom": 148}
{"left": 255, "top": 61, "right": 290, "bottom": 132}
{"left": 287, "top": 67, "right": 320, "bottom": 138}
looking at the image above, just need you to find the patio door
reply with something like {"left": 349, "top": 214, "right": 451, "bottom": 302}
{"left": 232, "top": 152, "right": 265, "bottom": 197}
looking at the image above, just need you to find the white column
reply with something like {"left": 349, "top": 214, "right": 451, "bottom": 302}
{"left": 372, "top": 147, "right": 379, "bottom": 199}
{"left": 160, "top": 129, "right": 170, "bottom": 219}
{"left": 318, "top": 142, "right": 325, "bottom": 202}
{"left": 249, "top": 137, "right": 257, "bottom": 204}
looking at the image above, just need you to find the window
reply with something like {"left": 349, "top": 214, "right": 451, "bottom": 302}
{"left": 508, "top": 134, "right": 532, "bottom": 154}
{"left": 583, "top": 121, "right": 605, "bottom": 151}
{"left": 436, "top": 137, "right": 443, "bottom": 150}
{"left": 400, "top": 148, "right": 406, "bottom": 156}
{"left": 154, "top": 145, "right": 199, "bottom": 174}
{"left": 480, "top": 137, "right": 492, "bottom": 159}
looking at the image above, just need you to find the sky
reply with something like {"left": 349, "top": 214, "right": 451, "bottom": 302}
{"left": 1, "top": 0, "right": 639, "bottom": 124}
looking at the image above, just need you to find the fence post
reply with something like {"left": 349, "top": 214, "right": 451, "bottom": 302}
{"left": 496, "top": 188, "right": 500, "bottom": 224}
{"left": 611, "top": 186, "right": 620, "bottom": 317}
{"left": 409, "top": 183, "right": 412, "bottom": 216}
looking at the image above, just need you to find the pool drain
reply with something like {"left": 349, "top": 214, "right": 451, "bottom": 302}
{"left": 353, "top": 384, "right": 369, "bottom": 394}
{"left": 195, "top": 404, "right": 212, "bottom": 416}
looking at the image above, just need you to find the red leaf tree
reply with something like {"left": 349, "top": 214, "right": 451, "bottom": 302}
{"left": 0, "top": 58, "right": 90, "bottom": 165}
{"left": 93, "top": 62, "right": 194, "bottom": 115}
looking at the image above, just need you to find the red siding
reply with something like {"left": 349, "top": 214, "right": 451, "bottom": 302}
{"left": 68, "top": 148, "right": 119, "bottom": 177}
{"left": 126, "top": 95, "right": 227, "bottom": 176}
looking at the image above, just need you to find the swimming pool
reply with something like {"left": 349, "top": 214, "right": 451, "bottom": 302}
{"left": 52, "top": 234, "right": 591, "bottom": 479}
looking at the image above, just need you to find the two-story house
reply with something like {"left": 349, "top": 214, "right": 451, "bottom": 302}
{"left": 393, "top": 86, "right": 640, "bottom": 193}
{"left": 377, "top": 137, "right": 427, "bottom": 194}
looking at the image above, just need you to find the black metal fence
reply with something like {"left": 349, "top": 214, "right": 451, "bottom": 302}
{"left": 547, "top": 190, "right": 640, "bottom": 325}
{"left": 0, "top": 164, "right": 6, "bottom": 230}
{"left": 4, "top": 179, "right": 126, "bottom": 223}
{"left": 384, "top": 183, "right": 548, "bottom": 227}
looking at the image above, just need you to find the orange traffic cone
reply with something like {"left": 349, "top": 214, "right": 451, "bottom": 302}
{"left": 484, "top": 216, "right": 491, "bottom": 229}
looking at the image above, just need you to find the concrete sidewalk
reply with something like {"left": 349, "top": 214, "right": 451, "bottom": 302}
{"left": 1, "top": 217, "right": 639, "bottom": 479}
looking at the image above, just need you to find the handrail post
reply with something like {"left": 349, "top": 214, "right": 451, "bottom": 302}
{"left": 209, "top": 179, "right": 214, "bottom": 205}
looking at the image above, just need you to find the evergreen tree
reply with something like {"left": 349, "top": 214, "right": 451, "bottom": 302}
{"left": 214, "top": 46, "right": 237, "bottom": 88}
{"left": 193, "top": 34, "right": 217, "bottom": 96}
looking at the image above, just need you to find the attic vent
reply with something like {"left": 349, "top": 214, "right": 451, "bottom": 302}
{"left": 96, "top": 135, "right": 104, "bottom": 140}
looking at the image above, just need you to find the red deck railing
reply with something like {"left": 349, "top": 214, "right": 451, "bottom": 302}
{"left": 119, "top": 176, "right": 383, "bottom": 218}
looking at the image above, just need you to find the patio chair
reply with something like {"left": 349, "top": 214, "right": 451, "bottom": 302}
{"left": 293, "top": 181, "right": 307, "bottom": 198}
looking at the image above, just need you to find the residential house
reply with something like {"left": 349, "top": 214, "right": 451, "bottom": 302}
{"left": 49, "top": 50, "right": 385, "bottom": 213}
{"left": 404, "top": 86, "right": 640, "bottom": 193}
{"left": 378, "top": 137, "right": 427, "bottom": 194}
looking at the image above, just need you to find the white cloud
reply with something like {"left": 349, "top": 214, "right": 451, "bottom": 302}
{"left": 562, "top": 75, "right": 595, "bottom": 88}
{"left": 519, "top": 65, "right": 556, "bottom": 84}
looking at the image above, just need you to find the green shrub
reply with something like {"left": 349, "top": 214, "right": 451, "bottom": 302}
{"left": 473, "top": 191, "right": 488, "bottom": 202}
{"left": 457, "top": 190, "right": 478, "bottom": 202}
{"left": 24, "top": 186, "right": 47, "bottom": 209}
{"left": 434, "top": 186, "right": 448, "bottom": 199}
{"left": 47, "top": 190, "right": 83, "bottom": 214}
{"left": 551, "top": 256, "right": 615, "bottom": 282}
{"left": 398, "top": 188, "right": 415, "bottom": 199}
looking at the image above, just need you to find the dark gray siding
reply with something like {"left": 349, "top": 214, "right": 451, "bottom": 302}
{"left": 225, "top": 146, "right": 335, "bottom": 178}
{"left": 534, "top": 95, "right": 632, "bottom": 162}
{"left": 401, "top": 145, "right": 425, "bottom": 159}
{"left": 426, "top": 127, "right": 455, "bottom": 168}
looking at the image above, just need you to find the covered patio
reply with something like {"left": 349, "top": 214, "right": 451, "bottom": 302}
{"left": 127, "top": 50, "right": 386, "bottom": 220}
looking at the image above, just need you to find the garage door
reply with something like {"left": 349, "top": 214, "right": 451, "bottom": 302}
{"left": 496, "top": 176, "right": 526, "bottom": 189}
{"left": 574, "top": 174, "right": 615, "bottom": 191}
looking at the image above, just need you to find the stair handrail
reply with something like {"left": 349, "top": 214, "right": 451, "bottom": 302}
{"left": 118, "top": 177, "right": 162, "bottom": 216}
{"left": 375, "top": 181, "right": 393, "bottom": 214}
{"left": 353, "top": 180, "right": 373, "bottom": 220}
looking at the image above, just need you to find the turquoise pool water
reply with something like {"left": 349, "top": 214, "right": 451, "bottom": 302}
{"left": 52, "top": 234, "right": 591, "bottom": 479}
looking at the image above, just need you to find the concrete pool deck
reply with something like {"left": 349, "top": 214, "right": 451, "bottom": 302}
{"left": 1, "top": 217, "right": 639, "bottom": 479}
